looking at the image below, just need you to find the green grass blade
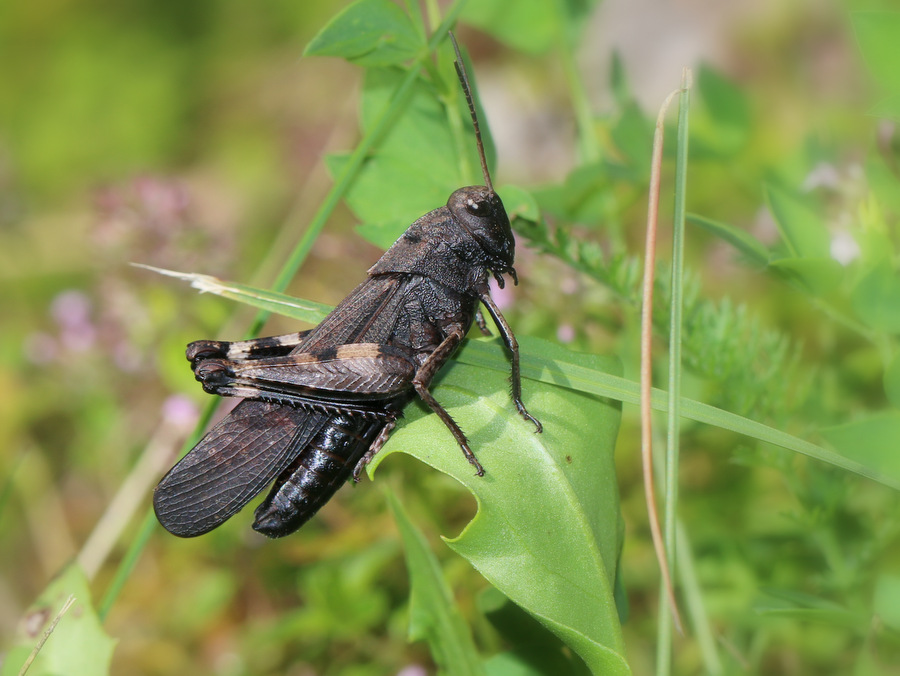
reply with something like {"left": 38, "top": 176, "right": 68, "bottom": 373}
{"left": 657, "top": 68, "right": 691, "bottom": 670}
{"left": 686, "top": 213, "right": 769, "bottom": 265}
{"left": 133, "top": 265, "right": 332, "bottom": 325}
{"left": 144, "top": 268, "right": 900, "bottom": 491}
{"left": 387, "top": 489, "right": 486, "bottom": 676}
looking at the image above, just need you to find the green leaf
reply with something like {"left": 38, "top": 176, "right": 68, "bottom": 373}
{"left": 327, "top": 65, "right": 487, "bottom": 248}
{"left": 693, "top": 64, "right": 751, "bottom": 154}
{"left": 480, "top": 588, "right": 591, "bottom": 675}
{"left": 304, "top": 0, "right": 422, "bottom": 67}
{"left": 327, "top": 150, "right": 451, "bottom": 248}
{"left": 461, "top": 0, "right": 559, "bottom": 54}
{"left": 687, "top": 213, "right": 769, "bottom": 265}
{"left": 819, "top": 412, "right": 900, "bottom": 483}
{"left": 1, "top": 563, "right": 116, "bottom": 676}
{"left": 610, "top": 102, "right": 653, "bottom": 176}
{"left": 387, "top": 490, "right": 485, "bottom": 676}
{"left": 768, "top": 257, "right": 844, "bottom": 297}
{"left": 609, "top": 52, "right": 630, "bottom": 107}
{"left": 500, "top": 183, "right": 543, "bottom": 224}
{"left": 484, "top": 649, "right": 588, "bottom": 676}
{"left": 370, "top": 348, "right": 629, "bottom": 675}
{"left": 461, "top": 0, "right": 600, "bottom": 52}
{"left": 534, "top": 161, "right": 637, "bottom": 225}
{"left": 851, "top": 260, "right": 900, "bottom": 333}
{"left": 765, "top": 184, "right": 830, "bottom": 259}
{"left": 852, "top": 11, "right": 900, "bottom": 96}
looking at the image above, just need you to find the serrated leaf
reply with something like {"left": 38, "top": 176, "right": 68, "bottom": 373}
{"left": 304, "top": 0, "right": 422, "bottom": 67}
{"left": 387, "top": 490, "right": 485, "bottom": 676}
{"left": 1, "top": 564, "right": 116, "bottom": 676}
{"left": 370, "top": 349, "right": 629, "bottom": 675}
{"left": 765, "top": 184, "right": 830, "bottom": 259}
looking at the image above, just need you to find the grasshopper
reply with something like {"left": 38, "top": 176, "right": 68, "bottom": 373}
{"left": 154, "top": 34, "right": 541, "bottom": 538}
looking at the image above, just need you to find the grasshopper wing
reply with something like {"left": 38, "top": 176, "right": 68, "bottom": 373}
{"left": 154, "top": 400, "right": 328, "bottom": 537}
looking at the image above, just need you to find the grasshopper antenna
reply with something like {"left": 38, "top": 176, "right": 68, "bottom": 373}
{"left": 449, "top": 31, "right": 493, "bottom": 193}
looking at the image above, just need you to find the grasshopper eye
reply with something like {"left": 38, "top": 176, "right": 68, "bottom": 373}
{"left": 465, "top": 198, "right": 485, "bottom": 215}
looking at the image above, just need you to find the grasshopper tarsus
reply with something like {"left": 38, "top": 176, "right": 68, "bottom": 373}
{"left": 512, "top": 392, "right": 542, "bottom": 432}
{"left": 469, "top": 454, "right": 486, "bottom": 477}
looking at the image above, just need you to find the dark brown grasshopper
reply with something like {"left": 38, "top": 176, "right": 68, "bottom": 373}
{"left": 153, "top": 35, "right": 541, "bottom": 539}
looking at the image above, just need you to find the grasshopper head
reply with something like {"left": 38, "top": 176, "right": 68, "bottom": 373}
{"left": 448, "top": 185, "right": 517, "bottom": 286}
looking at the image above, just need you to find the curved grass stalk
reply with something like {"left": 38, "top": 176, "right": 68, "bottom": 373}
{"left": 641, "top": 86, "right": 685, "bottom": 657}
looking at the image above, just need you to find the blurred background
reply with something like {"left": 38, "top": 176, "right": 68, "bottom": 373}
{"left": 2, "top": 0, "right": 900, "bottom": 674}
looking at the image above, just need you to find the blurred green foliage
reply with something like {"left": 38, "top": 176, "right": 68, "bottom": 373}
{"left": 4, "top": 0, "right": 900, "bottom": 674}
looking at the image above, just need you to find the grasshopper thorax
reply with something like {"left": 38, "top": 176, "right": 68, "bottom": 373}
{"left": 367, "top": 185, "right": 518, "bottom": 292}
